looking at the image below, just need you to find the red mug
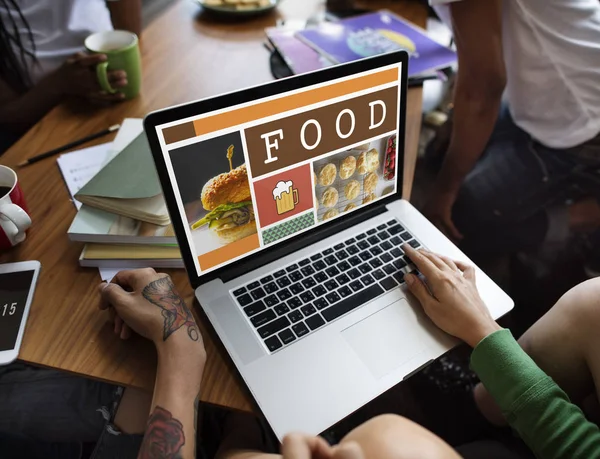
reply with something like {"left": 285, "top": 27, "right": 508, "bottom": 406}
{"left": 0, "top": 165, "right": 31, "bottom": 250}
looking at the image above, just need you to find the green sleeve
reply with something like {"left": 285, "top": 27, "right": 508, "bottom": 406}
{"left": 471, "top": 329, "right": 600, "bottom": 459}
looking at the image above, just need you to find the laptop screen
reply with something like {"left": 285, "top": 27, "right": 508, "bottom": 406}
{"left": 153, "top": 62, "right": 403, "bottom": 277}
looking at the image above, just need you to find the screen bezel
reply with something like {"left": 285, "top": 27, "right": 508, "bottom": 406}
{"left": 0, "top": 260, "right": 41, "bottom": 363}
{"left": 145, "top": 51, "right": 408, "bottom": 289}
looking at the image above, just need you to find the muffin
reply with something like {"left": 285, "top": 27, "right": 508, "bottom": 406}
{"left": 321, "top": 187, "right": 339, "bottom": 208}
{"left": 323, "top": 208, "right": 339, "bottom": 220}
{"left": 364, "top": 172, "right": 378, "bottom": 194}
{"left": 318, "top": 163, "right": 337, "bottom": 187}
{"left": 344, "top": 180, "right": 360, "bottom": 200}
{"left": 339, "top": 156, "right": 356, "bottom": 180}
{"left": 362, "top": 193, "right": 376, "bottom": 204}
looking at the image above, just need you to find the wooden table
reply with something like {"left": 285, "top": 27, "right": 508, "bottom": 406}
{"left": 0, "top": 0, "right": 425, "bottom": 412}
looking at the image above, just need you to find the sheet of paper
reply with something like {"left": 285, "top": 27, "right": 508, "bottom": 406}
{"left": 109, "top": 118, "right": 144, "bottom": 161}
{"left": 98, "top": 267, "right": 121, "bottom": 282}
{"left": 57, "top": 142, "right": 113, "bottom": 209}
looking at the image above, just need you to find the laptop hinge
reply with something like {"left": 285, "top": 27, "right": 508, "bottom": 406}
{"left": 218, "top": 203, "right": 388, "bottom": 284}
{"left": 402, "top": 360, "right": 434, "bottom": 381}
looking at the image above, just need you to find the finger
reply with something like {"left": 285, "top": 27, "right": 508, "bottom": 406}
{"left": 101, "top": 282, "right": 132, "bottom": 309}
{"left": 419, "top": 250, "right": 448, "bottom": 271}
{"left": 404, "top": 272, "right": 435, "bottom": 304}
{"left": 74, "top": 53, "right": 107, "bottom": 67}
{"left": 403, "top": 244, "right": 440, "bottom": 279}
{"left": 437, "top": 254, "right": 459, "bottom": 272}
{"left": 107, "top": 71, "right": 128, "bottom": 88}
{"left": 114, "top": 315, "right": 123, "bottom": 335}
{"left": 98, "top": 282, "right": 111, "bottom": 309}
{"left": 455, "top": 260, "right": 476, "bottom": 281}
{"left": 120, "top": 323, "right": 132, "bottom": 340}
{"left": 281, "top": 434, "right": 332, "bottom": 459}
{"left": 86, "top": 92, "right": 126, "bottom": 102}
{"left": 65, "top": 52, "right": 87, "bottom": 64}
{"left": 112, "top": 268, "right": 161, "bottom": 292}
{"left": 333, "top": 442, "right": 364, "bottom": 459}
{"left": 107, "top": 70, "right": 127, "bottom": 82}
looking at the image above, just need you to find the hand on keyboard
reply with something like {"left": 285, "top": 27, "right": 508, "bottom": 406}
{"left": 403, "top": 245, "right": 502, "bottom": 348}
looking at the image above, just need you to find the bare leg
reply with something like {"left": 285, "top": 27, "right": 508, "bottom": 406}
{"left": 475, "top": 278, "right": 600, "bottom": 425}
{"left": 220, "top": 414, "right": 461, "bottom": 459}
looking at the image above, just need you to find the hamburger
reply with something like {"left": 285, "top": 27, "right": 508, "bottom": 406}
{"left": 191, "top": 163, "right": 257, "bottom": 243}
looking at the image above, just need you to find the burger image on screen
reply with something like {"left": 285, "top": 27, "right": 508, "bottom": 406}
{"left": 191, "top": 162, "right": 257, "bottom": 243}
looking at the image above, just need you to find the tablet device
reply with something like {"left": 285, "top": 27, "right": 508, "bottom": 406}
{"left": 0, "top": 261, "right": 41, "bottom": 365}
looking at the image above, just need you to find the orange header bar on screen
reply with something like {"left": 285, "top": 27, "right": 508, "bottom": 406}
{"left": 191, "top": 68, "right": 398, "bottom": 137}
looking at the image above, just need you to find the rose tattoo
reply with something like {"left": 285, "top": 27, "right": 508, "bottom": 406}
{"left": 138, "top": 406, "right": 185, "bottom": 459}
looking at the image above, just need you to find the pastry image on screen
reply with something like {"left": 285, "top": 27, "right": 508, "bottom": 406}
{"left": 312, "top": 133, "right": 396, "bottom": 223}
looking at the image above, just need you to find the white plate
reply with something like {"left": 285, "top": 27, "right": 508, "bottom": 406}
{"left": 194, "top": 0, "right": 279, "bottom": 16}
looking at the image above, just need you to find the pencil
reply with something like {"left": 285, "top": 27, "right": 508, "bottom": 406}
{"left": 17, "top": 124, "right": 121, "bottom": 167}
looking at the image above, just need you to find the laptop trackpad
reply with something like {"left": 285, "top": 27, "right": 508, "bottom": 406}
{"left": 342, "top": 299, "right": 428, "bottom": 379}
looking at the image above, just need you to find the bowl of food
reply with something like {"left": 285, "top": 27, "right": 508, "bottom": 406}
{"left": 195, "top": 0, "right": 279, "bottom": 16}
{"left": 383, "top": 135, "right": 397, "bottom": 181}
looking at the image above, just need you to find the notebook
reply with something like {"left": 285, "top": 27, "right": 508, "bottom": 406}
{"left": 68, "top": 205, "right": 177, "bottom": 245}
{"left": 74, "top": 132, "right": 169, "bottom": 225}
{"left": 265, "top": 26, "right": 334, "bottom": 75}
{"left": 79, "top": 243, "right": 183, "bottom": 269}
{"left": 57, "top": 143, "right": 114, "bottom": 210}
{"left": 296, "top": 11, "right": 456, "bottom": 76}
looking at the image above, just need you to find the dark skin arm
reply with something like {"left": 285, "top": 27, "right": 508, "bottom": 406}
{"left": 0, "top": 0, "right": 141, "bottom": 135}
{"left": 0, "top": 54, "right": 126, "bottom": 135}
{"left": 424, "top": 0, "right": 506, "bottom": 240}
{"left": 107, "top": 0, "right": 143, "bottom": 37}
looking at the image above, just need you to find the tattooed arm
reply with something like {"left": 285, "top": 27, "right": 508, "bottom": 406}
{"left": 99, "top": 269, "right": 206, "bottom": 459}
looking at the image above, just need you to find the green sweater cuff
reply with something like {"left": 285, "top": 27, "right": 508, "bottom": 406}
{"left": 471, "top": 329, "right": 550, "bottom": 413}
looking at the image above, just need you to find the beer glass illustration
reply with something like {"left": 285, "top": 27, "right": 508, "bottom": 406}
{"left": 273, "top": 180, "right": 299, "bottom": 215}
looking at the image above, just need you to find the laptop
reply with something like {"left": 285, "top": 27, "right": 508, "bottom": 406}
{"left": 144, "top": 51, "right": 513, "bottom": 439}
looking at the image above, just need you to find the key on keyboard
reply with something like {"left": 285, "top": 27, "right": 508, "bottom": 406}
{"left": 321, "top": 284, "right": 384, "bottom": 322}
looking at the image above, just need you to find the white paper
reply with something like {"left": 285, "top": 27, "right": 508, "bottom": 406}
{"left": 110, "top": 118, "right": 144, "bottom": 159}
{"left": 98, "top": 267, "right": 121, "bottom": 282}
{"left": 57, "top": 142, "right": 113, "bottom": 209}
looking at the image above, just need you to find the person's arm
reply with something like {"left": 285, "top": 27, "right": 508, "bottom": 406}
{"left": 107, "top": 0, "right": 142, "bottom": 37}
{"left": 425, "top": 0, "right": 506, "bottom": 239}
{"left": 471, "top": 330, "right": 600, "bottom": 459}
{"left": 0, "top": 76, "right": 64, "bottom": 134}
{"left": 402, "top": 245, "right": 600, "bottom": 459}
{"left": 0, "top": 54, "right": 127, "bottom": 135}
{"left": 100, "top": 269, "right": 206, "bottom": 459}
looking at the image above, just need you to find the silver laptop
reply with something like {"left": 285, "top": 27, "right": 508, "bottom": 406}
{"left": 144, "top": 51, "right": 513, "bottom": 440}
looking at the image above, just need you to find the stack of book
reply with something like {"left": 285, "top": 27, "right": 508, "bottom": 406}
{"left": 65, "top": 119, "right": 183, "bottom": 269}
{"left": 266, "top": 10, "right": 456, "bottom": 78}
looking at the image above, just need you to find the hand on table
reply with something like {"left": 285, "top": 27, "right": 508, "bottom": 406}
{"left": 98, "top": 268, "right": 205, "bottom": 356}
{"left": 281, "top": 434, "right": 364, "bottom": 459}
{"left": 403, "top": 245, "right": 501, "bottom": 347}
{"left": 423, "top": 188, "right": 463, "bottom": 242}
{"left": 53, "top": 52, "right": 127, "bottom": 103}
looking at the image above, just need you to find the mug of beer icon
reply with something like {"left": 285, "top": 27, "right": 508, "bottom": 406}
{"left": 273, "top": 180, "right": 299, "bottom": 215}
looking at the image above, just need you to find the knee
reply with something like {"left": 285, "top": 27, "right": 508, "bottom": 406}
{"left": 339, "top": 414, "right": 460, "bottom": 459}
{"left": 555, "top": 278, "right": 600, "bottom": 329}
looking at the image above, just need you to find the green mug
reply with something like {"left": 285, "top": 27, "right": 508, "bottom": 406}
{"left": 84, "top": 30, "right": 142, "bottom": 99}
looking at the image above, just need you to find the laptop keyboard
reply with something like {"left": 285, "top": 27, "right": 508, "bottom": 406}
{"left": 230, "top": 220, "right": 421, "bottom": 353}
